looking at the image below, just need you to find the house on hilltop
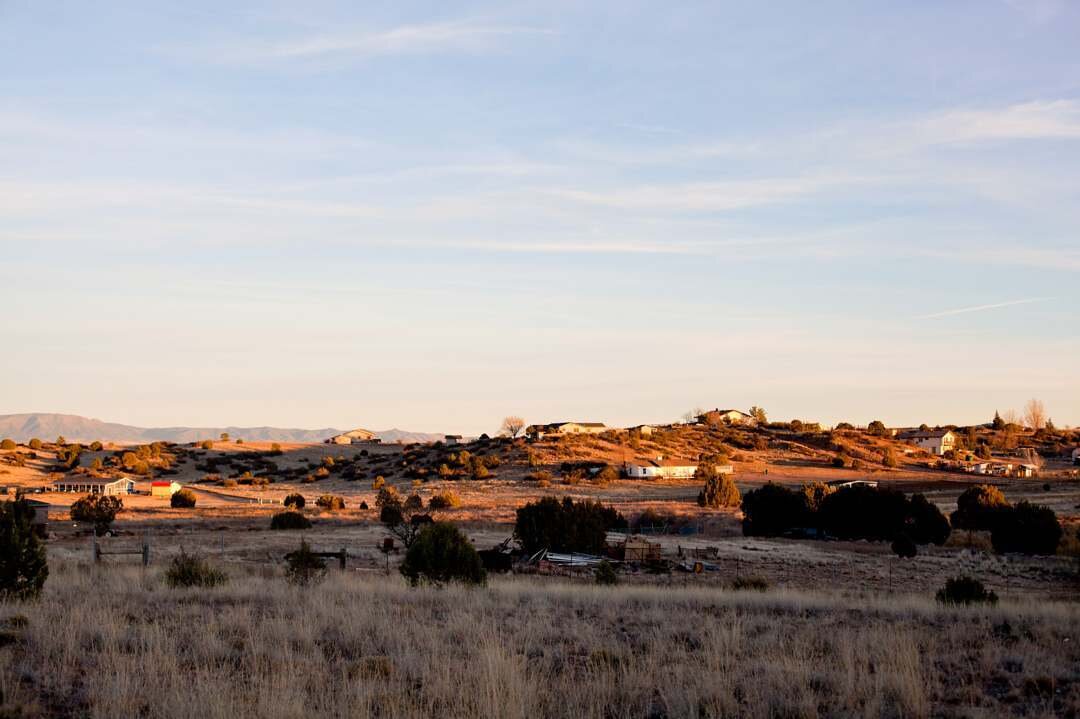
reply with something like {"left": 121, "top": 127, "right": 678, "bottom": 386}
{"left": 697, "top": 409, "right": 756, "bottom": 427}
{"left": 897, "top": 429, "right": 956, "bottom": 456}
{"left": 327, "top": 428, "right": 379, "bottom": 445}
{"left": 525, "top": 422, "right": 607, "bottom": 439}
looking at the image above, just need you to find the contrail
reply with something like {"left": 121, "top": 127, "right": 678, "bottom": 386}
{"left": 916, "top": 297, "right": 1051, "bottom": 320}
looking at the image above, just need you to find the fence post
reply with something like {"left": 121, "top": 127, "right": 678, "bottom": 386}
{"left": 93, "top": 538, "right": 101, "bottom": 563}
{"left": 339, "top": 548, "right": 346, "bottom": 571}
{"left": 142, "top": 540, "right": 150, "bottom": 567}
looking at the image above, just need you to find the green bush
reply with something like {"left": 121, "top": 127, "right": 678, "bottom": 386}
{"left": 936, "top": 576, "right": 998, "bottom": 605}
{"left": 284, "top": 541, "right": 326, "bottom": 586}
{"left": 70, "top": 494, "right": 122, "bottom": 535}
{"left": 315, "top": 495, "right": 345, "bottom": 511}
{"left": 283, "top": 493, "right": 305, "bottom": 509}
{"left": 697, "top": 472, "right": 741, "bottom": 508}
{"left": 0, "top": 499, "right": 49, "bottom": 600}
{"left": 594, "top": 560, "right": 619, "bottom": 586}
{"left": 741, "top": 483, "right": 809, "bottom": 536}
{"left": 164, "top": 550, "right": 226, "bottom": 588}
{"left": 170, "top": 488, "right": 196, "bottom": 508}
{"left": 906, "top": 493, "right": 950, "bottom": 545}
{"left": 514, "top": 497, "right": 626, "bottom": 555}
{"left": 270, "top": 511, "right": 311, "bottom": 530}
{"left": 400, "top": 522, "right": 486, "bottom": 587}
{"left": 428, "top": 491, "right": 461, "bottom": 510}
{"left": 731, "top": 575, "right": 769, "bottom": 591}
{"left": 990, "top": 502, "right": 1061, "bottom": 555}
{"left": 950, "top": 485, "right": 1010, "bottom": 531}
{"left": 0, "top": 439, "right": 16, "bottom": 450}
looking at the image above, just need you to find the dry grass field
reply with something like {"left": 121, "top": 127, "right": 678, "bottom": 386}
{"left": 2, "top": 562, "right": 1079, "bottom": 718}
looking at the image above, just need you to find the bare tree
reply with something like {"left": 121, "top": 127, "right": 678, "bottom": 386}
{"left": 749, "top": 406, "right": 768, "bottom": 424}
{"left": 500, "top": 416, "right": 525, "bottom": 438}
{"left": 1002, "top": 409, "right": 1020, "bottom": 427}
{"left": 1023, "top": 399, "right": 1046, "bottom": 430}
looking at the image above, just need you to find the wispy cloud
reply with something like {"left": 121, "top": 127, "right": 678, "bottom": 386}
{"left": 916, "top": 100, "right": 1080, "bottom": 144}
{"left": 184, "top": 20, "right": 554, "bottom": 64}
{"left": 916, "top": 297, "right": 1052, "bottom": 319}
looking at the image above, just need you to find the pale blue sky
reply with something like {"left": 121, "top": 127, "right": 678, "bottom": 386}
{"left": 3, "top": 1, "right": 1079, "bottom": 433}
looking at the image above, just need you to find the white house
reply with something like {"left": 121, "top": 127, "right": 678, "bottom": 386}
{"left": 526, "top": 422, "right": 607, "bottom": 439}
{"left": 52, "top": 477, "right": 135, "bottom": 495}
{"left": 697, "top": 409, "right": 757, "bottom": 426}
{"left": 624, "top": 458, "right": 734, "bottom": 480}
{"left": 898, "top": 429, "right": 956, "bottom": 456}
{"left": 327, "top": 428, "right": 377, "bottom": 445}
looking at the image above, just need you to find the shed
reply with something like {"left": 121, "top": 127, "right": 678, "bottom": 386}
{"left": 151, "top": 481, "right": 181, "bottom": 498}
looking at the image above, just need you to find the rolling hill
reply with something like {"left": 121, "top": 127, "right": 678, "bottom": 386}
{"left": 0, "top": 413, "right": 443, "bottom": 445}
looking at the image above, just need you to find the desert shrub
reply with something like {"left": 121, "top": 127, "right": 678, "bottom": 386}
{"left": 801, "top": 482, "right": 835, "bottom": 512}
{"left": 594, "top": 560, "right": 619, "bottom": 586}
{"left": 403, "top": 494, "right": 423, "bottom": 512}
{"left": 284, "top": 541, "right": 326, "bottom": 586}
{"left": 936, "top": 576, "right": 998, "bottom": 605}
{"left": 882, "top": 448, "right": 898, "bottom": 468}
{"left": 89, "top": 441, "right": 103, "bottom": 452}
{"left": 314, "top": 467, "right": 330, "bottom": 479}
{"left": 428, "top": 491, "right": 461, "bottom": 510}
{"left": 283, "top": 493, "right": 305, "bottom": 509}
{"left": 593, "top": 465, "right": 619, "bottom": 485}
{"left": 372, "top": 476, "right": 386, "bottom": 490}
{"left": 0, "top": 439, "right": 16, "bottom": 450}
{"left": 891, "top": 533, "right": 918, "bottom": 558}
{"left": 400, "top": 522, "right": 486, "bottom": 587}
{"left": 525, "top": 470, "right": 553, "bottom": 483}
{"left": 164, "top": 550, "right": 226, "bottom": 588}
{"left": 906, "top": 493, "right": 951, "bottom": 545}
{"left": 170, "top": 488, "right": 197, "bottom": 508}
{"left": 270, "top": 443, "right": 282, "bottom": 454}
{"left": 867, "top": 420, "right": 888, "bottom": 437}
{"left": 28, "top": 438, "right": 42, "bottom": 450}
{"left": 697, "top": 472, "right": 741, "bottom": 508}
{"left": 990, "top": 502, "right": 1062, "bottom": 555}
{"left": 0, "top": 499, "right": 49, "bottom": 600}
{"left": 316, "top": 495, "right": 345, "bottom": 511}
{"left": 818, "top": 485, "right": 911, "bottom": 541}
{"left": 70, "top": 494, "right": 122, "bottom": 535}
{"left": 731, "top": 575, "right": 769, "bottom": 591}
{"left": 469, "top": 457, "right": 490, "bottom": 480}
{"left": 200, "top": 440, "right": 214, "bottom": 450}
{"left": 832, "top": 455, "right": 847, "bottom": 468}
{"left": 270, "top": 511, "right": 311, "bottom": 530}
{"left": 951, "top": 484, "right": 1010, "bottom": 531}
{"left": 514, "top": 497, "right": 626, "bottom": 555}
{"left": 741, "top": 483, "right": 809, "bottom": 536}
{"left": 221, "top": 478, "right": 237, "bottom": 488}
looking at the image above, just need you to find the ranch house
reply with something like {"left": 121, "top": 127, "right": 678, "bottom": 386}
{"left": 898, "top": 429, "right": 956, "bottom": 456}
{"left": 52, "top": 477, "right": 135, "bottom": 495}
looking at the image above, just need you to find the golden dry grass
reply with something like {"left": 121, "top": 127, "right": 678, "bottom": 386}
{"left": 2, "top": 562, "right": 1079, "bottom": 718}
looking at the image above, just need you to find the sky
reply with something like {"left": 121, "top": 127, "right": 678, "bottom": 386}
{"left": 2, "top": 0, "right": 1079, "bottom": 434}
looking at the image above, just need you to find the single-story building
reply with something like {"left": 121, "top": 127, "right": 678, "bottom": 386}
{"left": 626, "top": 424, "right": 655, "bottom": 437}
{"left": 697, "top": 409, "right": 757, "bottom": 427}
{"left": 624, "top": 458, "right": 734, "bottom": 480}
{"left": 826, "top": 479, "right": 879, "bottom": 489}
{"left": 444, "top": 435, "right": 464, "bottom": 445}
{"left": 526, "top": 422, "right": 607, "bottom": 439}
{"left": 326, "top": 428, "right": 378, "bottom": 445}
{"left": 52, "top": 477, "right": 135, "bottom": 495}
{"left": 150, "top": 481, "right": 181, "bottom": 498}
{"left": 897, "top": 429, "right": 956, "bottom": 456}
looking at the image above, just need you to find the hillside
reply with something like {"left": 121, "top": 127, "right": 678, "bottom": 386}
{"left": 0, "top": 413, "right": 443, "bottom": 445}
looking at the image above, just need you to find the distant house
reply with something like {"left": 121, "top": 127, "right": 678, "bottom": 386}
{"left": 697, "top": 409, "right": 756, "bottom": 427}
{"left": 1016, "top": 463, "right": 1039, "bottom": 479}
{"left": 327, "top": 428, "right": 378, "bottom": 445}
{"left": 52, "top": 477, "right": 135, "bottom": 495}
{"left": 150, "top": 481, "right": 181, "bottom": 498}
{"left": 897, "top": 429, "right": 956, "bottom": 456}
{"left": 826, "top": 479, "right": 879, "bottom": 489}
{"left": 525, "top": 422, "right": 607, "bottom": 439}
{"left": 444, "top": 435, "right": 464, "bottom": 445}
{"left": 627, "top": 424, "right": 655, "bottom": 437}
{"left": 623, "top": 457, "right": 733, "bottom": 480}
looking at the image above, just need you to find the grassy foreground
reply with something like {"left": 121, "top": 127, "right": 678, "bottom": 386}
{"left": 1, "top": 562, "right": 1078, "bottom": 718}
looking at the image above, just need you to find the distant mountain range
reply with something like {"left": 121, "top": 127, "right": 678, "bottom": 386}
{"left": 0, "top": 413, "right": 444, "bottom": 445}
